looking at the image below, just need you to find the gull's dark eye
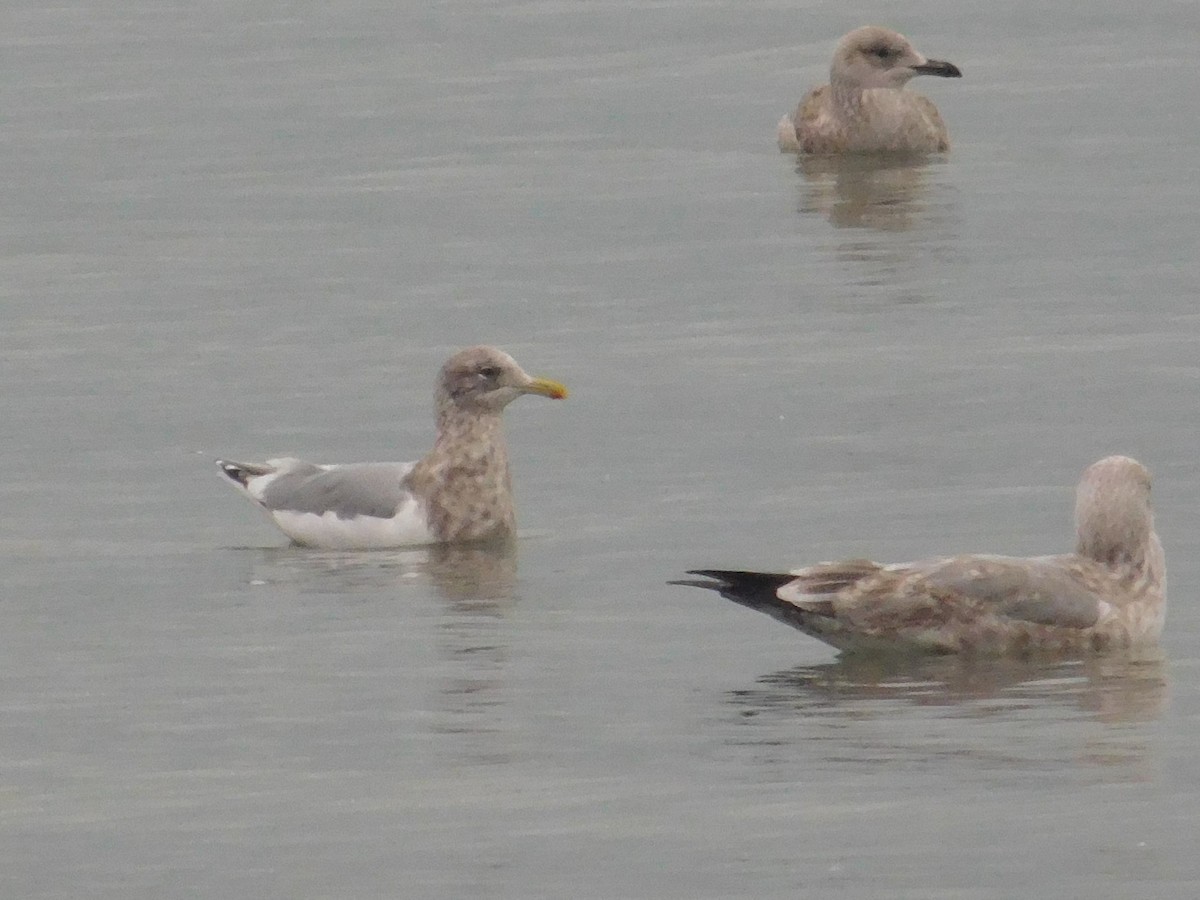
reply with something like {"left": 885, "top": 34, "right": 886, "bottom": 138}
{"left": 869, "top": 45, "right": 892, "bottom": 59}
{"left": 477, "top": 365, "right": 502, "bottom": 380}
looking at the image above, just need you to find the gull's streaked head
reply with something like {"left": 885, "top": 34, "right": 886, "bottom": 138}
{"left": 1075, "top": 455, "right": 1156, "bottom": 567}
{"left": 831, "top": 26, "right": 962, "bottom": 91}
{"left": 438, "top": 345, "right": 567, "bottom": 415}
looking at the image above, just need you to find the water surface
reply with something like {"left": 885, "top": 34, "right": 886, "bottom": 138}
{"left": 2, "top": 1, "right": 1199, "bottom": 897}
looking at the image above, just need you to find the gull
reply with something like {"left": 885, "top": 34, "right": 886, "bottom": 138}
{"left": 676, "top": 457, "right": 1166, "bottom": 655}
{"left": 777, "top": 26, "right": 962, "bottom": 154}
{"left": 216, "top": 345, "right": 567, "bottom": 550}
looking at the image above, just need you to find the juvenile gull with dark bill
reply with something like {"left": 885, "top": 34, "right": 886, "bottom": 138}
{"left": 216, "top": 345, "right": 567, "bottom": 550}
{"left": 777, "top": 26, "right": 962, "bottom": 154}
{"left": 676, "top": 457, "right": 1166, "bottom": 655}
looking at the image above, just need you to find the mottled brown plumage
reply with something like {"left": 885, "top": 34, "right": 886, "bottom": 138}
{"left": 777, "top": 26, "right": 961, "bottom": 155}
{"left": 404, "top": 347, "right": 556, "bottom": 544}
{"left": 677, "top": 457, "right": 1166, "bottom": 656}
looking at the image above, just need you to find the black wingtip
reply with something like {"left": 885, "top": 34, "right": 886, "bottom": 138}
{"left": 216, "top": 459, "right": 251, "bottom": 488}
{"left": 668, "top": 569, "right": 745, "bottom": 591}
{"left": 674, "top": 568, "right": 837, "bottom": 638}
{"left": 670, "top": 569, "right": 797, "bottom": 605}
{"left": 668, "top": 576, "right": 724, "bottom": 591}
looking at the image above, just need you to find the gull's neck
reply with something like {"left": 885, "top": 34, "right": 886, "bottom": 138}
{"left": 433, "top": 403, "right": 506, "bottom": 449}
{"left": 830, "top": 73, "right": 913, "bottom": 122}
{"left": 409, "top": 405, "right": 515, "bottom": 543}
{"left": 830, "top": 76, "right": 866, "bottom": 116}
{"left": 1075, "top": 510, "right": 1161, "bottom": 579}
{"left": 829, "top": 78, "right": 882, "bottom": 136}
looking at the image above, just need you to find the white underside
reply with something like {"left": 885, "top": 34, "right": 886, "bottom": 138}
{"left": 268, "top": 499, "right": 435, "bottom": 550}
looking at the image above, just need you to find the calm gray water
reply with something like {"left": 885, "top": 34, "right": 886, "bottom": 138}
{"left": 3, "top": 1, "right": 1199, "bottom": 897}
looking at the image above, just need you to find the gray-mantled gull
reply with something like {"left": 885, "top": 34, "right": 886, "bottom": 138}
{"left": 216, "top": 345, "right": 567, "bottom": 550}
{"left": 675, "top": 457, "right": 1166, "bottom": 656}
{"left": 777, "top": 26, "right": 962, "bottom": 155}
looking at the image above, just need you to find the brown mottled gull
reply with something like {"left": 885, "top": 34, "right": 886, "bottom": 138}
{"left": 216, "top": 346, "right": 567, "bottom": 549}
{"left": 676, "top": 457, "right": 1166, "bottom": 656}
{"left": 777, "top": 26, "right": 962, "bottom": 155}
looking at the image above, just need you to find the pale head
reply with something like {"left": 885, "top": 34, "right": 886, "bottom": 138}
{"left": 830, "top": 26, "right": 962, "bottom": 91}
{"left": 1074, "top": 455, "right": 1155, "bottom": 567}
{"left": 436, "top": 345, "right": 567, "bottom": 416}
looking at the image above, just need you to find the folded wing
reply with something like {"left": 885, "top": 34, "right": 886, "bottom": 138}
{"left": 251, "top": 459, "right": 415, "bottom": 520}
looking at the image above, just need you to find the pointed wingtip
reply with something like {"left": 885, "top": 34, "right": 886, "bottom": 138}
{"left": 216, "top": 459, "right": 252, "bottom": 487}
{"left": 673, "top": 569, "right": 801, "bottom": 610}
{"left": 668, "top": 575, "right": 724, "bottom": 591}
{"left": 669, "top": 570, "right": 742, "bottom": 589}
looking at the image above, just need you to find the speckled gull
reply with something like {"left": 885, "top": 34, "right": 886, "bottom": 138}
{"left": 777, "top": 26, "right": 962, "bottom": 154}
{"left": 676, "top": 457, "right": 1166, "bottom": 655}
{"left": 216, "top": 346, "right": 567, "bottom": 550}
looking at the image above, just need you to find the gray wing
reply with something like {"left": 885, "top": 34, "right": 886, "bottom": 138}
{"left": 912, "top": 554, "right": 1105, "bottom": 630}
{"left": 260, "top": 462, "right": 415, "bottom": 520}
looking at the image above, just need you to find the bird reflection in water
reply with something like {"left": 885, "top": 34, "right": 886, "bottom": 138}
{"left": 424, "top": 542, "right": 520, "bottom": 764}
{"left": 246, "top": 540, "right": 517, "bottom": 602}
{"left": 727, "top": 651, "right": 1167, "bottom": 781}
{"left": 734, "top": 652, "right": 1167, "bottom": 721}
{"left": 245, "top": 541, "right": 520, "bottom": 763}
{"left": 794, "top": 153, "right": 945, "bottom": 232}
{"left": 423, "top": 541, "right": 518, "bottom": 608}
